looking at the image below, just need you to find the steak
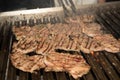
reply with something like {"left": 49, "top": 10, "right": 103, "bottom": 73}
{"left": 11, "top": 15, "right": 120, "bottom": 79}
{"left": 93, "top": 34, "right": 120, "bottom": 53}
{"left": 44, "top": 52, "right": 90, "bottom": 79}
{"left": 10, "top": 50, "right": 45, "bottom": 73}
{"left": 11, "top": 27, "right": 91, "bottom": 79}
{"left": 11, "top": 44, "right": 90, "bottom": 79}
{"left": 12, "top": 16, "right": 120, "bottom": 53}
{"left": 12, "top": 37, "right": 38, "bottom": 54}
{"left": 81, "top": 22, "right": 105, "bottom": 37}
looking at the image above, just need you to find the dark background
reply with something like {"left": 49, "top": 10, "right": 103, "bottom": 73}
{"left": 0, "top": 0, "right": 120, "bottom": 12}
{"left": 0, "top": 0, "right": 54, "bottom": 12}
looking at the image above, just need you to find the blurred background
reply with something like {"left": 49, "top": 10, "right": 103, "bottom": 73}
{"left": 0, "top": 0, "right": 120, "bottom": 12}
{"left": 0, "top": 0, "right": 54, "bottom": 12}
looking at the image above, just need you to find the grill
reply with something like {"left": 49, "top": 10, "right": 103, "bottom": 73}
{"left": 0, "top": 1, "right": 120, "bottom": 80}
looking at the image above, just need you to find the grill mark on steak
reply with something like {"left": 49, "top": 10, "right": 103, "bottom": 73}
{"left": 78, "top": 35, "right": 90, "bottom": 53}
{"left": 43, "top": 42, "right": 52, "bottom": 53}
{"left": 77, "top": 33, "right": 85, "bottom": 46}
{"left": 40, "top": 36, "right": 52, "bottom": 53}
{"left": 67, "top": 39, "right": 73, "bottom": 49}
{"left": 81, "top": 35, "right": 89, "bottom": 48}
{"left": 62, "top": 37, "right": 69, "bottom": 49}
{"left": 61, "top": 25, "right": 74, "bottom": 50}
{"left": 86, "top": 37, "right": 93, "bottom": 49}
{"left": 71, "top": 40, "right": 78, "bottom": 50}
{"left": 44, "top": 33, "right": 59, "bottom": 53}
{"left": 51, "top": 36, "right": 64, "bottom": 53}
{"left": 67, "top": 25, "right": 81, "bottom": 51}
{"left": 89, "top": 40, "right": 103, "bottom": 52}
{"left": 13, "top": 37, "right": 38, "bottom": 54}
{"left": 56, "top": 35, "right": 66, "bottom": 49}
{"left": 36, "top": 37, "right": 48, "bottom": 54}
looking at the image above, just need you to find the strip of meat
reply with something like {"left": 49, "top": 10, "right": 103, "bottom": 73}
{"left": 89, "top": 40, "right": 104, "bottom": 52}
{"left": 10, "top": 50, "right": 45, "bottom": 73}
{"left": 13, "top": 21, "right": 120, "bottom": 54}
{"left": 13, "top": 37, "right": 38, "bottom": 54}
{"left": 93, "top": 34, "right": 120, "bottom": 53}
{"left": 11, "top": 50, "right": 90, "bottom": 79}
{"left": 12, "top": 24, "right": 51, "bottom": 40}
{"left": 12, "top": 26, "right": 32, "bottom": 40}
{"left": 44, "top": 52, "right": 90, "bottom": 79}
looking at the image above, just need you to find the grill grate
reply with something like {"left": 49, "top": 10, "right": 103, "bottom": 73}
{"left": 96, "top": 6, "right": 120, "bottom": 39}
{"left": 0, "top": 3, "right": 120, "bottom": 80}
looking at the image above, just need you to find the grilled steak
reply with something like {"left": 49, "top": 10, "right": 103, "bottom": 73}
{"left": 81, "top": 22, "right": 105, "bottom": 37}
{"left": 11, "top": 15, "right": 120, "bottom": 79}
{"left": 12, "top": 24, "right": 51, "bottom": 40}
{"left": 10, "top": 50, "right": 45, "bottom": 73}
{"left": 93, "top": 34, "right": 120, "bottom": 53}
{"left": 11, "top": 24, "right": 91, "bottom": 79}
{"left": 11, "top": 42, "right": 90, "bottom": 79}
{"left": 12, "top": 36, "right": 39, "bottom": 54}
{"left": 44, "top": 52, "right": 90, "bottom": 79}
{"left": 12, "top": 16, "right": 120, "bottom": 53}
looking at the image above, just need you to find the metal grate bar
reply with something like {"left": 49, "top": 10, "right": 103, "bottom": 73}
{"left": 5, "top": 34, "right": 17, "bottom": 80}
{"left": 96, "top": 15, "right": 120, "bottom": 39}
{"left": 101, "top": 13, "right": 120, "bottom": 34}
{"left": 31, "top": 72, "right": 41, "bottom": 80}
{"left": 112, "top": 11, "right": 120, "bottom": 20}
{"left": 56, "top": 72, "right": 68, "bottom": 80}
{"left": 0, "top": 23, "right": 4, "bottom": 50}
{"left": 108, "top": 12, "right": 120, "bottom": 27}
{"left": 97, "top": 52, "right": 120, "bottom": 80}
{"left": 116, "top": 53, "right": 120, "bottom": 61}
{"left": 43, "top": 72, "right": 55, "bottom": 80}
{"left": 82, "top": 53, "right": 108, "bottom": 80}
{"left": 104, "top": 52, "right": 120, "bottom": 75}
{"left": 6, "top": 62, "right": 17, "bottom": 80}
{"left": 0, "top": 22, "right": 12, "bottom": 80}
{"left": 19, "top": 71, "right": 29, "bottom": 80}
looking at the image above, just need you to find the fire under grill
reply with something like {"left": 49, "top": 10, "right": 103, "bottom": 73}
{"left": 0, "top": 1, "right": 120, "bottom": 80}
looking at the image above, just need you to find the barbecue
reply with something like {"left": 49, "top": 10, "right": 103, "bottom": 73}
{"left": 0, "top": 1, "right": 120, "bottom": 80}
